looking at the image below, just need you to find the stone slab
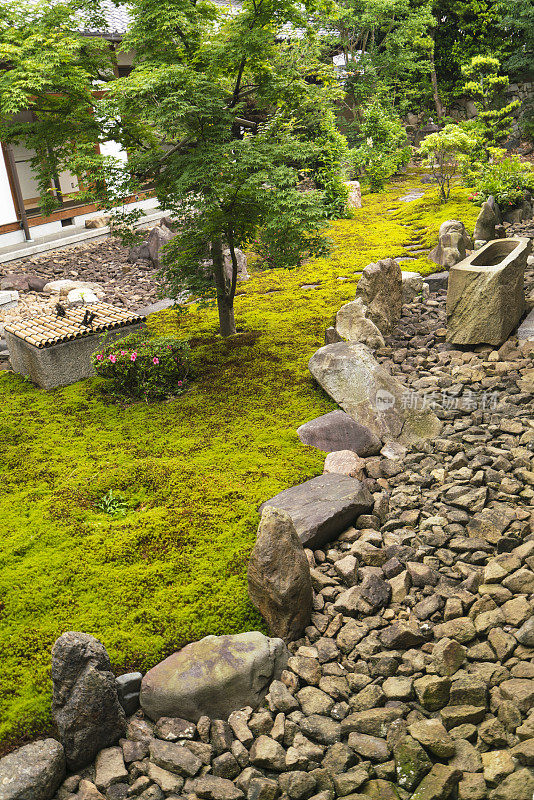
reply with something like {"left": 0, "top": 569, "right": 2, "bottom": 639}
{"left": 517, "top": 308, "right": 534, "bottom": 342}
{"left": 297, "top": 410, "right": 382, "bottom": 456}
{"left": 5, "top": 322, "right": 145, "bottom": 389}
{"left": 259, "top": 473, "right": 374, "bottom": 549}
{"left": 425, "top": 272, "right": 449, "bottom": 291}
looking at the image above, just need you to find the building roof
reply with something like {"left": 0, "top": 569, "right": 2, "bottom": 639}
{"left": 77, "top": 1, "right": 131, "bottom": 39}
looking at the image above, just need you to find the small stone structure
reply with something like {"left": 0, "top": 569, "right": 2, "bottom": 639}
{"left": 446, "top": 237, "right": 531, "bottom": 346}
{"left": 4, "top": 302, "right": 146, "bottom": 389}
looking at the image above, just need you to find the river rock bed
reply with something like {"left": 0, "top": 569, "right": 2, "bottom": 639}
{"left": 0, "top": 235, "right": 158, "bottom": 325}
{"left": 31, "top": 264, "right": 534, "bottom": 800}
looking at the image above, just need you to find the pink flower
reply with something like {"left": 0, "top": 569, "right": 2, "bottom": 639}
{"left": 96, "top": 354, "right": 103, "bottom": 361}
{"left": 121, "top": 350, "right": 127, "bottom": 355}
{"left": 109, "top": 354, "right": 116, "bottom": 363}
{"left": 130, "top": 352, "right": 137, "bottom": 361}
{"left": 177, "top": 380, "right": 183, "bottom": 387}
{"left": 153, "top": 357, "right": 159, "bottom": 365}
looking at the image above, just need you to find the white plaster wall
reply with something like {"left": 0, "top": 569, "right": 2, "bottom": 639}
{"left": 0, "top": 149, "right": 18, "bottom": 226}
{"left": 0, "top": 229, "right": 25, "bottom": 246}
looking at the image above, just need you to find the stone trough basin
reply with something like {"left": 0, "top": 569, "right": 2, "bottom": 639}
{"left": 446, "top": 237, "right": 531, "bottom": 346}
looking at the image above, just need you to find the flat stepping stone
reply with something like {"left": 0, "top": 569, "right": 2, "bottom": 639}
{"left": 137, "top": 298, "right": 176, "bottom": 315}
{"left": 425, "top": 272, "right": 449, "bottom": 291}
{"left": 395, "top": 257, "right": 417, "bottom": 264}
{"left": 517, "top": 308, "right": 534, "bottom": 341}
{"left": 399, "top": 192, "right": 425, "bottom": 202}
{"left": 259, "top": 473, "right": 373, "bottom": 549}
{"left": 297, "top": 410, "right": 382, "bottom": 456}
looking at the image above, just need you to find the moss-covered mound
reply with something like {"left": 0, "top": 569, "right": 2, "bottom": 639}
{"left": 0, "top": 173, "right": 478, "bottom": 748}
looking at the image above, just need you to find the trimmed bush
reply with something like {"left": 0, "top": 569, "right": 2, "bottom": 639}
{"left": 92, "top": 334, "right": 190, "bottom": 400}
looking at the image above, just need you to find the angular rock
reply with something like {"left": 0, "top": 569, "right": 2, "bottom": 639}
{"left": 481, "top": 750, "right": 515, "bottom": 785}
{"left": 411, "top": 764, "right": 462, "bottom": 800}
{"left": 473, "top": 201, "right": 497, "bottom": 242}
{"left": 297, "top": 411, "right": 382, "bottom": 456}
{"left": 259, "top": 474, "right": 373, "bottom": 550}
{"left": 51, "top": 632, "right": 126, "bottom": 770}
{"left": 248, "top": 507, "right": 313, "bottom": 642}
{"left": 95, "top": 747, "right": 128, "bottom": 790}
{"left": 446, "top": 237, "right": 531, "bottom": 346}
{"left": 140, "top": 632, "right": 288, "bottom": 722}
{"left": 488, "top": 768, "right": 534, "bottom": 800}
{"left": 249, "top": 736, "right": 286, "bottom": 771}
{"left": 430, "top": 220, "right": 472, "bottom": 268}
{"left": 149, "top": 739, "right": 202, "bottom": 776}
{"left": 432, "top": 638, "right": 466, "bottom": 677}
{"left": 408, "top": 719, "right": 455, "bottom": 758}
{"left": 147, "top": 224, "right": 176, "bottom": 268}
{"left": 380, "top": 621, "right": 425, "bottom": 650}
{"left": 500, "top": 679, "right": 534, "bottom": 713}
{"left": 190, "top": 775, "right": 245, "bottom": 800}
{"left": 308, "top": 342, "right": 442, "bottom": 444}
{"left": 414, "top": 676, "right": 451, "bottom": 711}
{"left": 402, "top": 271, "right": 424, "bottom": 303}
{"left": 324, "top": 450, "right": 366, "bottom": 480}
{"left": 0, "top": 739, "right": 65, "bottom": 800}
{"left": 355, "top": 258, "right": 402, "bottom": 335}
{"left": 335, "top": 299, "right": 385, "bottom": 349}
{"left": 393, "top": 736, "right": 432, "bottom": 791}
{"left": 425, "top": 272, "right": 449, "bottom": 291}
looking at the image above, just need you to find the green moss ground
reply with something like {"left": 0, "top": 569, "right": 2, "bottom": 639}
{"left": 0, "top": 173, "right": 478, "bottom": 747}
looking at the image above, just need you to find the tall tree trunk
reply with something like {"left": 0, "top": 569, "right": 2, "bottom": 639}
{"left": 429, "top": 36, "right": 444, "bottom": 120}
{"left": 211, "top": 236, "right": 236, "bottom": 337}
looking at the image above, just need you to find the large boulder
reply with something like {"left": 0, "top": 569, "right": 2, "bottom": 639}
{"left": 51, "top": 632, "right": 126, "bottom": 770}
{"left": 223, "top": 248, "right": 249, "bottom": 282}
{"left": 259, "top": 473, "right": 373, "bottom": 549}
{"left": 248, "top": 507, "right": 313, "bottom": 641}
{"left": 297, "top": 410, "right": 382, "bottom": 456}
{"left": 355, "top": 258, "right": 402, "bottom": 335}
{"left": 308, "top": 342, "right": 442, "bottom": 443}
{"left": 429, "top": 220, "right": 472, "bottom": 268}
{"left": 147, "top": 223, "right": 176, "bottom": 268}
{"left": 140, "top": 632, "right": 288, "bottom": 722}
{"left": 446, "top": 237, "right": 531, "bottom": 346}
{"left": 335, "top": 298, "right": 385, "bottom": 349}
{"left": 0, "top": 739, "right": 65, "bottom": 800}
{"left": 473, "top": 200, "right": 497, "bottom": 243}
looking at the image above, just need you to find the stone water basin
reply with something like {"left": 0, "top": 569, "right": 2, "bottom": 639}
{"left": 446, "top": 237, "right": 531, "bottom": 346}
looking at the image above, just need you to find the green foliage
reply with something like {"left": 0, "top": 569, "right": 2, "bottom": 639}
{"left": 252, "top": 191, "right": 332, "bottom": 270}
{"left": 92, "top": 334, "right": 190, "bottom": 400}
{"left": 432, "top": 0, "right": 513, "bottom": 101}
{"left": 468, "top": 156, "right": 534, "bottom": 208}
{"left": 462, "top": 55, "right": 520, "bottom": 146}
{"left": 95, "top": 490, "right": 129, "bottom": 517}
{"left": 346, "top": 100, "right": 411, "bottom": 191}
{"left": 420, "top": 124, "right": 477, "bottom": 201}
{"left": 322, "top": 0, "right": 434, "bottom": 114}
{"left": 0, "top": 171, "right": 478, "bottom": 747}
{"left": 495, "top": 0, "right": 534, "bottom": 76}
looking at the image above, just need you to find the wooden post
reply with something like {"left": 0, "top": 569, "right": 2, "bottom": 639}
{"left": 3, "top": 143, "right": 32, "bottom": 241}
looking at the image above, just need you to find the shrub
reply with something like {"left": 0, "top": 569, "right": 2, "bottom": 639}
{"left": 419, "top": 124, "right": 477, "bottom": 201}
{"left": 347, "top": 101, "right": 412, "bottom": 192}
{"left": 462, "top": 55, "right": 520, "bottom": 147}
{"left": 468, "top": 156, "right": 534, "bottom": 208}
{"left": 92, "top": 334, "right": 190, "bottom": 400}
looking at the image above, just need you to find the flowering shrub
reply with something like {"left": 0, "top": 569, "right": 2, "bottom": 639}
{"left": 468, "top": 156, "right": 534, "bottom": 208}
{"left": 92, "top": 334, "right": 190, "bottom": 400}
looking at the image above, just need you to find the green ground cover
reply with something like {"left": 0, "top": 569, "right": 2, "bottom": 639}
{"left": 0, "top": 173, "right": 478, "bottom": 748}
